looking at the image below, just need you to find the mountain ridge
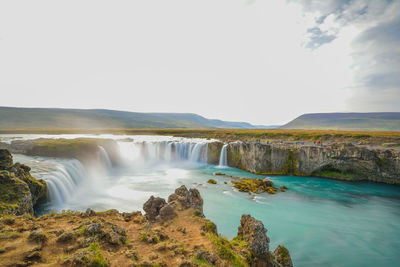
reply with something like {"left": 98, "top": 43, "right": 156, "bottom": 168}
{"left": 0, "top": 106, "right": 268, "bottom": 129}
{"left": 280, "top": 112, "right": 400, "bottom": 131}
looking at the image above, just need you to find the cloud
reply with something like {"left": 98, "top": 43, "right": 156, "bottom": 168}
{"left": 296, "top": 0, "right": 400, "bottom": 111}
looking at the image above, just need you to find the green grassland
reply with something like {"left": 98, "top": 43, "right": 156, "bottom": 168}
{"left": 1, "top": 129, "right": 399, "bottom": 146}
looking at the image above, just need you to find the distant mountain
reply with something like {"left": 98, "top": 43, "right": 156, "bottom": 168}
{"left": 281, "top": 112, "right": 400, "bottom": 131}
{"left": 0, "top": 106, "right": 269, "bottom": 129}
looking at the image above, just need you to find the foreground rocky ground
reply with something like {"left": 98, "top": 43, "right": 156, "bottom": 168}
{"left": 0, "top": 185, "right": 292, "bottom": 267}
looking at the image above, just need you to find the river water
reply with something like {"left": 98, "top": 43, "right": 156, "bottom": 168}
{"left": 4, "top": 134, "right": 400, "bottom": 267}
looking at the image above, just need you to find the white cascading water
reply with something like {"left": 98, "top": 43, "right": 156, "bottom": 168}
{"left": 218, "top": 144, "right": 228, "bottom": 167}
{"left": 14, "top": 136, "right": 213, "bottom": 211}
{"left": 98, "top": 146, "right": 112, "bottom": 169}
{"left": 117, "top": 140, "right": 209, "bottom": 165}
{"left": 44, "top": 159, "right": 88, "bottom": 207}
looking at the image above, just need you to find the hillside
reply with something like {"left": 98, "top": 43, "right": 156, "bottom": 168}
{"left": 281, "top": 113, "right": 400, "bottom": 131}
{"left": 0, "top": 107, "right": 265, "bottom": 130}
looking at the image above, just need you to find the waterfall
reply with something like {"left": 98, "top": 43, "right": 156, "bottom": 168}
{"left": 98, "top": 146, "right": 112, "bottom": 169}
{"left": 117, "top": 140, "right": 209, "bottom": 164}
{"left": 44, "top": 159, "right": 88, "bottom": 207}
{"left": 218, "top": 144, "right": 228, "bottom": 167}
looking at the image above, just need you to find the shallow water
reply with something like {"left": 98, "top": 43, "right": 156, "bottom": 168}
{"left": 7, "top": 134, "right": 400, "bottom": 267}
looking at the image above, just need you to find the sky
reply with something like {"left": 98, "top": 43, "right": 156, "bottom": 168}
{"left": 0, "top": 0, "right": 399, "bottom": 125}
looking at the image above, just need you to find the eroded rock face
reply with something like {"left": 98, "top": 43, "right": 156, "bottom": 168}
{"left": 168, "top": 185, "right": 203, "bottom": 216}
{"left": 274, "top": 245, "right": 293, "bottom": 267}
{"left": 0, "top": 149, "right": 47, "bottom": 215}
{"left": 143, "top": 196, "right": 167, "bottom": 222}
{"left": 238, "top": 214, "right": 270, "bottom": 257}
{"left": 237, "top": 214, "right": 292, "bottom": 267}
{"left": 143, "top": 185, "right": 204, "bottom": 223}
{"left": 228, "top": 142, "right": 400, "bottom": 184}
{"left": 0, "top": 149, "right": 13, "bottom": 168}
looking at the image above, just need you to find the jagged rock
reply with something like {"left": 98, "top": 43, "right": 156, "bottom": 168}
{"left": 85, "top": 208, "right": 95, "bottom": 216}
{"left": 0, "top": 149, "right": 13, "bottom": 169}
{"left": 0, "top": 149, "right": 47, "bottom": 215}
{"left": 85, "top": 223, "right": 102, "bottom": 235}
{"left": 83, "top": 222, "right": 126, "bottom": 245}
{"left": 238, "top": 215, "right": 269, "bottom": 257}
{"left": 143, "top": 196, "right": 167, "bottom": 222}
{"left": 57, "top": 231, "right": 76, "bottom": 243}
{"left": 274, "top": 245, "right": 293, "bottom": 267}
{"left": 28, "top": 229, "right": 47, "bottom": 244}
{"left": 106, "top": 224, "right": 127, "bottom": 245}
{"left": 158, "top": 204, "right": 177, "bottom": 221}
{"left": 196, "top": 250, "right": 220, "bottom": 265}
{"left": 143, "top": 185, "right": 204, "bottom": 223}
{"left": 168, "top": 185, "right": 203, "bottom": 216}
{"left": 81, "top": 237, "right": 96, "bottom": 248}
{"left": 62, "top": 251, "right": 91, "bottom": 266}
{"left": 262, "top": 178, "right": 273, "bottom": 187}
{"left": 23, "top": 250, "right": 41, "bottom": 262}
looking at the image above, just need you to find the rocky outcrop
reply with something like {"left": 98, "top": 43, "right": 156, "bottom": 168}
{"left": 168, "top": 185, "right": 204, "bottom": 216}
{"left": 274, "top": 245, "right": 293, "bottom": 267}
{"left": 238, "top": 215, "right": 270, "bottom": 256}
{"left": 213, "top": 141, "right": 400, "bottom": 184}
{"left": 0, "top": 149, "right": 47, "bottom": 215}
{"left": 238, "top": 214, "right": 292, "bottom": 267}
{"left": 143, "top": 185, "right": 203, "bottom": 223}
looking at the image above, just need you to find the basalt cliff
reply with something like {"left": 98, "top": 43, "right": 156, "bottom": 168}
{"left": 207, "top": 141, "right": 400, "bottom": 184}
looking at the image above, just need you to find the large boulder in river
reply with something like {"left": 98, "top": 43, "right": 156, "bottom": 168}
{"left": 0, "top": 149, "right": 47, "bottom": 215}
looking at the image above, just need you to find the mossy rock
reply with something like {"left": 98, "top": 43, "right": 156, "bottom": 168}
{"left": 207, "top": 179, "right": 217, "bottom": 184}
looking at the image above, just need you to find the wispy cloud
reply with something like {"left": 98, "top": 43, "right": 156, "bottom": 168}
{"left": 297, "top": 0, "right": 400, "bottom": 111}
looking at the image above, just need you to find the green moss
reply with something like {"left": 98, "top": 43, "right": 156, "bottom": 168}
{"left": 313, "top": 170, "right": 360, "bottom": 180}
{"left": 139, "top": 231, "right": 159, "bottom": 244}
{"left": 0, "top": 230, "right": 21, "bottom": 240}
{"left": 206, "top": 233, "right": 248, "bottom": 267}
{"left": 203, "top": 220, "right": 217, "bottom": 234}
{"left": 231, "top": 178, "right": 276, "bottom": 195}
{"left": 207, "top": 179, "right": 217, "bottom": 184}
{"left": 231, "top": 235, "right": 248, "bottom": 249}
{"left": 192, "top": 255, "right": 211, "bottom": 267}
{"left": 88, "top": 241, "right": 109, "bottom": 267}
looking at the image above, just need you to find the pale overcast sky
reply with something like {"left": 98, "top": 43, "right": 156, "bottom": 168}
{"left": 0, "top": 0, "right": 399, "bottom": 125}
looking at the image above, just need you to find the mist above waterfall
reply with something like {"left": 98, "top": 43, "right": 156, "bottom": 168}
{"left": 11, "top": 135, "right": 217, "bottom": 213}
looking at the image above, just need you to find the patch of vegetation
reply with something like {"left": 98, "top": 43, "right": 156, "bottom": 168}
{"left": 202, "top": 220, "right": 217, "bottom": 234}
{"left": 207, "top": 179, "right": 217, "bottom": 184}
{"left": 231, "top": 235, "right": 248, "bottom": 249}
{"left": 0, "top": 230, "right": 21, "bottom": 240}
{"left": 231, "top": 178, "right": 276, "bottom": 194}
{"left": 313, "top": 170, "right": 360, "bottom": 180}
{"left": 88, "top": 241, "right": 109, "bottom": 267}
{"left": 206, "top": 233, "right": 247, "bottom": 267}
